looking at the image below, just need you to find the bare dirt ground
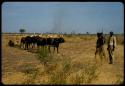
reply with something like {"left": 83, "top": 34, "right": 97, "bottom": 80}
{"left": 1, "top": 34, "right": 124, "bottom": 85}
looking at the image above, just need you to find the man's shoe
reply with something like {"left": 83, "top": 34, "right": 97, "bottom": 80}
{"left": 109, "top": 62, "right": 113, "bottom": 64}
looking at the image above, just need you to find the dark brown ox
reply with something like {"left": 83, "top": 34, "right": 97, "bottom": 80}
{"left": 20, "top": 35, "right": 65, "bottom": 53}
{"left": 20, "top": 36, "right": 32, "bottom": 50}
{"left": 30, "top": 36, "right": 65, "bottom": 53}
{"left": 46, "top": 37, "right": 65, "bottom": 53}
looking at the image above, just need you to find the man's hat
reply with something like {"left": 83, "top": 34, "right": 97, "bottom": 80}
{"left": 97, "top": 32, "right": 102, "bottom": 37}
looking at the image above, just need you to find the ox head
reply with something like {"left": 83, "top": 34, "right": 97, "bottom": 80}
{"left": 58, "top": 37, "right": 65, "bottom": 43}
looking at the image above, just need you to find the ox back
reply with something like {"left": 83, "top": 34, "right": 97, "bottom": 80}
{"left": 46, "top": 37, "right": 65, "bottom": 53}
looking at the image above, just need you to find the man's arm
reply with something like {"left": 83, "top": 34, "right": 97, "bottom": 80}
{"left": 113, "top": 36, "right": 117, "bottom": 51}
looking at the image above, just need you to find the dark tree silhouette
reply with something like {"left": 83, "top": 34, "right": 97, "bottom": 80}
{"left": 86, "top": 32, "right": 89, "bottom": 35}
{"left": 19, "top": 29, "right": 26, "bottom": 34}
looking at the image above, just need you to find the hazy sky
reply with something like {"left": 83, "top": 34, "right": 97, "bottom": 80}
{"left": 2, "top": 2, "right": 124, "bottom": 34}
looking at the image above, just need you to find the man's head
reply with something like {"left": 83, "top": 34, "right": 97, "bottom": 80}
{"left": 97, "top": 32, "right": 103, "bottom": 38}
{"left": 110, "top": 31, "right": 114, "bottom": 36}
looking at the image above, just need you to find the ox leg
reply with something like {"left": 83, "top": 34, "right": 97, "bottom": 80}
{"left": 95, "top": 49, "right": 97, "bottom": 59}
{"left": 21, "top": 42, "right": 25, "bottom": 49}
{"left": 33, "top": 43, "right": 35, "bottom": 49}
{"left": 44, "top": 46, "right": 46, "bottom": 52}
{"left": 37, "top": 45, "right": 39, "bottom": 52}
{"left": 32, "top": 43, "right": 34, "bottom": 49}
{"left": 26, "top": 44, "right": 28, "bottom": 50}
{"left": 25, "top": 43, "right": 27, "bottom": 50}
{"left": 26, "top": 43, "right": 29, "bottom": 50}
{"left": 57, "top": 47, "right": 59, "bottom": 53}
{"left": 29, "top": 43, "right": 31, "bottom": 49}
{"left": 42, "top": 46, "right": 44, "bottom": 52}
{"left": 48, "top": 46, "right": 51, "bottom": 53}
{"left": 20, "top": 43, "right": 22, "bottom": 48}
{"left": 26, "top": 44, "right": 30, "bottom": 50}
{"left": 95, "top": 48, "right": 99, "bottom": 62}
{"left": 57, "top": 44, "right": 59, "bottom": 53}
{"left": 32, "top": 43, "right": 35, "bottom": 49}
{"left": 21, "top": 43, "right": 25, "bottom": 49}
{"left": 38, "top": 45, "right": 40, "bottom": 50}
{"left": 55, "top": 45, "right": 59, "bottom": 53}
{"left": 23, "top": 43, "right": 25, "bottom": 49}
{"left": 53, "top": 46, "right": 55, "bottom": 53}
{"left": 44, "top": 46, "right": 45, "bottom": 52}
{"left": 34, "top": 43, "right": 37, "bottom": 49}
{"left": 37, "top": 43, "right": 39, "bottom": 50}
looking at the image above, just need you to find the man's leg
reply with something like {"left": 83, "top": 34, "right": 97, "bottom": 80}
{"left": 95, "top": 48, "right": 99, "bottom": 63}
{"left": 98, "top": 47, "right": 103, "bottom": 64}
{"left": 109, "top": 49, "right": 113, "bottom": 64}
{"left": 102, "top": 46, "right": 106, "bottom": 62}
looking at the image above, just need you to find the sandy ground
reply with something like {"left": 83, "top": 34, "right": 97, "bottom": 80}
{"left": 1, "top": 34, "right": 124, "bottom": 85}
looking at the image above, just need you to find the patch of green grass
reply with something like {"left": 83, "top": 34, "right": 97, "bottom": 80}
{"left": 37, "top": 46, "right": 50, "bottom": 63}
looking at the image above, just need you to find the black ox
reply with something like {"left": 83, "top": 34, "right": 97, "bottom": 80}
{"left": 20, "top": 36, "right": 65, "bottom": 53}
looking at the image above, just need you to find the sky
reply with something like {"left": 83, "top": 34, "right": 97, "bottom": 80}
{"left": 2, "top": 2, "right": 124, "bottom": 34}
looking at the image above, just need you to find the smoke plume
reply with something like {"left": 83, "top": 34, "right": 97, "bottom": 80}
{"left": 51, "top": 6, "right": 66, "bottom": 33}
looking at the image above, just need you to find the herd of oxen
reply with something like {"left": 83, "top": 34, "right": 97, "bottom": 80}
{"left": 8, "top": 34, "right": 65, "bottom": 53}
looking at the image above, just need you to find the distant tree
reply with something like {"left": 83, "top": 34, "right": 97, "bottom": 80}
{"left": 86, "top": 32, "right": 89, "bottom": 34}
{"left": 19, "top": 28, "right": 26, "bottom": 34}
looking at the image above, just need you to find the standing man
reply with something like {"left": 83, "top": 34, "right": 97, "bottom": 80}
{"left": 107, "top": 31, "right": 117, "bottom": 64}
{"left": 95, "top": 32, "right": 106, "bottom": 63}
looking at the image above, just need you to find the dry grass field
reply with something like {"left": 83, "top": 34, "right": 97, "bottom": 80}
{"left": 1, "top": 33, "right": 124, "bottom": 85}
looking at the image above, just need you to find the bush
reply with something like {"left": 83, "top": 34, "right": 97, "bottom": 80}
{"left": 37, "top": 46, "right": 49, "bottom": 63}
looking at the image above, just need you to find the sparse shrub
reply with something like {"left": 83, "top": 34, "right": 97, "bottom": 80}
{"left": 48, "top": 60, "right": 72, "bottom": 85}
{"left": 49, "top": 71, "right": 67, "bottom": 85}
{"left": 67, "top": 64, "right": 98, "bottom": 84}
{"left": 37, "top": 46, "right": 49, "bottom": 63}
